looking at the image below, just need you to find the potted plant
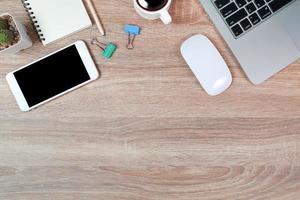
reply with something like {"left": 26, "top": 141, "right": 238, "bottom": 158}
{"left": 0, "top": 13, "right": 32, "bottom": 54}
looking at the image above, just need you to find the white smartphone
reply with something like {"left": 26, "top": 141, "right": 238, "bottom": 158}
{"left": 6, "top": 40, "right": 99, "bottom": 112}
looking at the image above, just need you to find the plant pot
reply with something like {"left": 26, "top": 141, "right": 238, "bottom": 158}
{"left": 0, "top": 13, "right": 32, "bottom": 54}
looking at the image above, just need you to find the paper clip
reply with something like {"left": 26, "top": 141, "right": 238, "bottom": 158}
{"left": 124, "top": 24, "right": 141, "bottom": 49}
{"left": 91, "top": 38, "right": 117, "bottom": 59}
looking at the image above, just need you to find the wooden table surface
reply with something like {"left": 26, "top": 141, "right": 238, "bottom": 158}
{"left": 1, "top": 0, "right": 300, "bottom": 199}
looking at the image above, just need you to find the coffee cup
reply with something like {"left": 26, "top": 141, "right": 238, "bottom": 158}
{"left": 133, "top": 0, "right": 172, "bottom": 25}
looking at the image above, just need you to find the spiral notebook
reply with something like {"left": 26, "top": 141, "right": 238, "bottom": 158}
{"left": 22, "top": 0, "right": 92, "bottom": 45}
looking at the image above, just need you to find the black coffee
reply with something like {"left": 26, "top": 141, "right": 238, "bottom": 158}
{"left": 137, "top": 0, "right": 168, "bottom": 11}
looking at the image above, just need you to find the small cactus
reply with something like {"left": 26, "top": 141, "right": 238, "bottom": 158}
{"left": 0, "top": 17, "right": 9, "bottom": 30}
{"left": 0, "top": 30, "right": 14, "bottom": 45}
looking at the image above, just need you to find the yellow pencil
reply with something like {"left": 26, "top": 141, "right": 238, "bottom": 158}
{"left": 85, "top": 0, "right": 105, "bottom": 36}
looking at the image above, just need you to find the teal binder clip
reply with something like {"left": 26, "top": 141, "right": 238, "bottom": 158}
{"left": 91, "top": 38, "right": 117, "bottom": 59}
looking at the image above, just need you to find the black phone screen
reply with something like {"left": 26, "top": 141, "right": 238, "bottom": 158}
{"left": 14, "top": 45, "right": 90, "bottom": 107}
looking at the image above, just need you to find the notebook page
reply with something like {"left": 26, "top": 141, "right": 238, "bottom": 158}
{"left": 27, "top": 0, "right": 92, "bottom": 45}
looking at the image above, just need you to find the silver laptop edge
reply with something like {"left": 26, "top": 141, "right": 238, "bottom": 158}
{"left": 199, "top": 0, "right": 300, "bottom": 84}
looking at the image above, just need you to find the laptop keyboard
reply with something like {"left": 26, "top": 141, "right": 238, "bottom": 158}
{"left": 213, "top": 0, "right": 295, "bottom": 38}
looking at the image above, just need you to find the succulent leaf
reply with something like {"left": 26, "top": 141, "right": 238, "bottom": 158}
{"left": 0, "top": 30, "right": 14, "bottom": 45}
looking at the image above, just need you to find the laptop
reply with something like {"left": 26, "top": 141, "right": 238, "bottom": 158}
{"left": 199, "top": 0, "right": 300, "bottom": 84}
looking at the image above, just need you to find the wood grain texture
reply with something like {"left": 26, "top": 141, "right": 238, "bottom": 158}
{"left": 1, "top": 0, "right": 300, "bottom": 199}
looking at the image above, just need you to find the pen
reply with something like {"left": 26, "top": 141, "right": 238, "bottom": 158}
{"left": 85, "top": 0, "right": 105, "bottom": 36}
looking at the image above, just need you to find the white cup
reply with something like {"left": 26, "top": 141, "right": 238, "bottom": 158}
{"left": 133, "top": 0, "right": 172, "bottom": 25}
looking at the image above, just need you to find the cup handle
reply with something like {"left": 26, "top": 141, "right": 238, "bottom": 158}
{"left": 160, "top": 10, "right": 172, "bottom": 25}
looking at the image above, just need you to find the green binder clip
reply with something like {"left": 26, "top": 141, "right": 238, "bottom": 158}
{"left": 91, "top": 38, "right": 117, "bottom": 59}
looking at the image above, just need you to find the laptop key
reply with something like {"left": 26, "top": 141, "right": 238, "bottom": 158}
{"left": 235, "top": 0, "right": 247, "bottom": 7}
{"left": 254, "top": 0, "right": 265, "bottom": 8}
{"left": 226, "top": 8, "right": 248, "bottom": 26}
{"left": 249, "top": 12, "right": 261, "bottom": 25}
{"left": 214, "top": 0, "right": 231, "bottom": 9}
{"left": 240, "top": 18, "right": 252, "bottom": 31}
{"left": 231, "top": 24, "right": 244, "bottom": 37}
{"left": 245, "top": 3, "right": 257, "bottom": 14}
{"left": 258, "top": 6, "right": 272, "bottom": 19}
{"left": 269, "top": 0, "right": 293, "bottom": 12}
{"left": 220, "top": 2, "right": 238, "bottom": 18}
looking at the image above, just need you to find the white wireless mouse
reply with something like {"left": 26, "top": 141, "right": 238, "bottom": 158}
{"left": 181, "top": 34, "right": 232, "bottom": 96}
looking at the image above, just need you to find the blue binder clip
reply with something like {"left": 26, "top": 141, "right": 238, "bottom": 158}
{"left": 124, "top": 24, "right": 141, "bottom": 49}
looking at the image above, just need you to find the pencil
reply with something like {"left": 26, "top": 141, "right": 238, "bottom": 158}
{"left": 85, "top": 0, "right": 105, "bottom": 36}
